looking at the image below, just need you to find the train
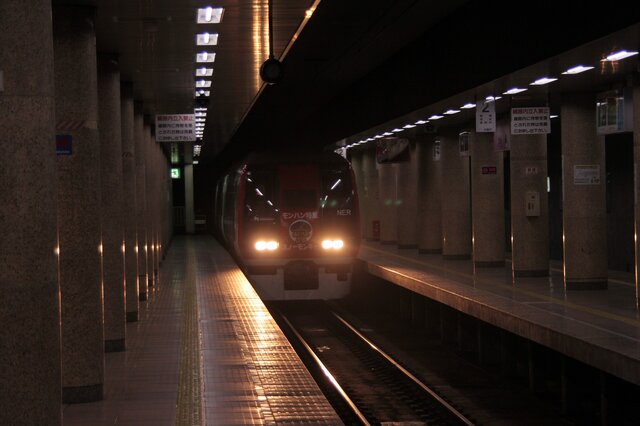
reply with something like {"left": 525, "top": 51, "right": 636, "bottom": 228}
{"left": 214, "top": 150, "right": 361, "bottom": 300}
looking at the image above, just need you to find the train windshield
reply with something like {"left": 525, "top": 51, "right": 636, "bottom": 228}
{"left": 244, "top": 170, "right": 278, "bottom": 220}
{"left": 320, "top": 168, "right": 354, "bottom": 211}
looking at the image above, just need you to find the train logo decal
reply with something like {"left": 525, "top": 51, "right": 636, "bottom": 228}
{"left": 283, "top": 211, "right": 318, "bottom": 220}
{"left": 289, "top": 219, "right": 313, "bottom": 243}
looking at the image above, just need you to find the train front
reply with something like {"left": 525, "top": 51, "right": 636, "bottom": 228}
{"left": 238, "top": 154, "right": 360, "bottom": 300}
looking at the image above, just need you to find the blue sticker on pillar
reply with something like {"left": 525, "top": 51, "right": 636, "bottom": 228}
{"left": 56, "top": 134, "right": 72, "bottom": 155}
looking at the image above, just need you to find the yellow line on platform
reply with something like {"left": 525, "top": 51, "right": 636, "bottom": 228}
{"left": 175, "top": 246, "right": 203, "bottom": 426}
{"left": 361, "top": 245, "right": 640, "bottom": 328}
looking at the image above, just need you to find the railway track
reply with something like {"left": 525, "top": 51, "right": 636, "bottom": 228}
{"left": 271, "top": 301, "right": 476, "bottom": 426}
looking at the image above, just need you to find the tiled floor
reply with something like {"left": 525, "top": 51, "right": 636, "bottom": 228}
{"left": 359, "top": 241, "right": 640, "bottom": 386}
{"left": 63, "top": 236, "right": 341, "bottom": 425}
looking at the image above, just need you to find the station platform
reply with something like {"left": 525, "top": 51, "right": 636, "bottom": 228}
{"left": 63, "top": 236, "right": 341, "bottom": 426}
{"left": 358, "top": 242, "right": 640, "bottom": 386}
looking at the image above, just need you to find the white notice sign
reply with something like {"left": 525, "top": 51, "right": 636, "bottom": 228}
{"left": 476, "top": 100, "right": 496, "bottom": 132}
{"left": 511, "top": 107, "right": 550, "bottom": 135}
{"left": 574, "top": 165, "right": 600, "bottom": 185}
{"left": 156, "top": 114, "right": 196, "bottom": 142}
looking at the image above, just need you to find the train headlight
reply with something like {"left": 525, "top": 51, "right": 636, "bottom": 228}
{"left": 255, "top": 240, "right": 279, "bottom": 251}
{"left": 321, "top": 239, "right": 344, "bottom": 250}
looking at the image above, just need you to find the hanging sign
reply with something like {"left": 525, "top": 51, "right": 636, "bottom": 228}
{"left": 510, "top": 107, "right": 550, "bottom": 135}
{"left": 155, "top": 114, "right": 196, "bottom": 142}
{"left": 476, "top": 99, "right": 496, "bottom": 132}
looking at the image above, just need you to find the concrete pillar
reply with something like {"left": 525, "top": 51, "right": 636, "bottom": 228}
{"left": 441, "top": 130, "right": 472, "bottom": 259}
{"left": 397, "top": 142, "right": 418, "bottom": 248}
{"left": 97, "top": 54, "right": 126, "bottom": 351}
{"left": 134, "top": 103, "right": 148, "bottom": 300}
{"left": 151, "top": 134, "right": 161, "bottom": 279}
{"left": 417, "top": 135, "right": 442, "bottom": 253}
{"left": 633, "top": 85, "right": 640, "bottom": 304}
{"left": 511, "top": 133, "right": 549, "bottom": 276}
{"left": 561, "top": 92, "right": 607, "bottom": 289}
{"left": 53, "top": 5, "right": 104, "bottom": 402}
{"left": 362, "top": 149, "right": 380, "bottom": 240}
{"left": 0, "top": 1, "right": 61, "bottom": 423}
{"left": 378, "top": 162, "right": 397, "bottom": 244}
{"left": 120, "top": 83, "right": 139, "bottom": 321}
{"left": 185, "top": 143, "right": 195, "bottom": 234}
{"left": 470, "top": 131, "right": 505, "bottom": 266}
{"left": 350, "top": 151, "right": 366, "bottom": 238}
{"left": 144, "top": 119, "right": 155, "bottom": 288}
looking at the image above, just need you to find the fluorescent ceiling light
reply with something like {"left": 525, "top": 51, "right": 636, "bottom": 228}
{"left": 444, "top": 109, "right": 460, "bottom": 115}
{"left": 460, "top": 103, "right": 475, "bottom": 109}
{"left": 530, "top": 77, "right": 557, "bottom": 86}
{"left": 197, "top": 7, "right": 224, "bottom": 24}
{"left": 403, "top": 124, "right": 416, "bottom": 129}
{"left": 602, "top": 50, "right": 638, "bottom": 61}
{"left": 562, "top": 65, "right": 594, "bottom": 75}
{"left": 196, "top": 32, "right": 218, "bottom": 46}
{"left": 392, "top": 128, "right": 404, "bottom": 133}
{"left": 196, "top": 52, "right": 216, "bottom": 63}
{"left": 195, "top": 112, "right": 207, "bottom": 117}
{"left": 414, "top": 119, "right": 429, "bottom": 125}
{"left": 428, "top": 114, "right": 444, "bottom": 120}
{"left": 196, "top": 80, "right": 212, "bottom": 88}
{"left": 374, "top": 135, "right": 384, "bottom": 139}
{"left": 550, "top": 115, "right": 559, "bottom": 119}
{"left": 195, "top": 118, "right": 206, "bottom": 123}
{"left": 194, "top": 107, "right": 207, "bottom": 112}
{"left": 366, "top": 138, "right": 374, "bottom": 141}
{"left": 503, "top": 87, "right": 527, "bottom": 95}
{"left": 383, "top": 132, "right": 393, "bottom": 136}
{"left": 485, "top": 96, "right": 502, "bottom": 102}
{"left": 195, "top": 90, "right": 210, "bottom": 97}
{"left": 196, "top": 67, "right": 213, "bottom": 77}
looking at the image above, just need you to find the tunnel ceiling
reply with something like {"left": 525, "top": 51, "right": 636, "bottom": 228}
{"left": 53, "top": 0, "right": 640, "bottom": 174}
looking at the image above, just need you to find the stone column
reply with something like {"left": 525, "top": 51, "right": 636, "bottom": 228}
{"left": 185, "top": 143, "right": 196, "bottom": 234}
{"left": 470, "top": 131, "right": 505, "bottom": 266}
{"left": 635, "top": 85, "right": 640, "bottom": 305}
{"left": 151, "top": 134, "right": 161, "bottom": 280}
{"left": 144, "top": 119, "right": 155, "bottom": 288}
{"left": 561, "top": 92, "right": 607, "bottom": 289}
{"left": 377, "top": 162, "right": 397, "bottom": 244}
{"left": 0, "top": 1, "right": 61, "bottom": 423}
{"left": 350, "top": 150, "right": 366, "bottom": 238}
{"left": 362, "top": 149, "right": 380, "bottom": 240}
{"left": 97, "top": 54, "right": 125, "bottom": 351}
{"left": 121, "top": 83, "right": 139, "bottom": 321}
{"left": 441, "top": 130, "right": 471, "bottom": 259}
{"left": 511, "top": 133, "right": 549, "bottom": 276}
{"left": 417, "top": 135, "right": 442, "bottom": 253}
{"left": 53, "top": 5, "right": 104, "bottom": 402}
{"left": 397, "top": 143, "right": 418, "bottom": 248}
{"left": 134, "top": 103, "right": 148, "bottom": 300}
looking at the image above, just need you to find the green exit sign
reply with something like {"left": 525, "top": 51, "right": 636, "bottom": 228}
{"left": 171, "top": 168, "right": 181, "bottom": 179}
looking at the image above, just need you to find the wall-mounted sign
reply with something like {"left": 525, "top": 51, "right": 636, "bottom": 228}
{"left": 56, "top": 134, "right": 72, "bottom": 155}
{"left": 596, "top": 89, "right": 633, "bottom": 134}
{"left": 156, "top": 114, "right": 195, "bottom": 142}
{"left": 459, "top": 132, "right": 470, "bottom": 157}
{"left": 481, "top": 165, "right": 497, "bottom": 175}
{"left": 171, "top": 168, "right": 181, "bottom": 179}
{"left": 476, "top": 100, "right": 496, "bottom": 132}
{"left": 574, "top": 165, "right": 600, "bottom": 185}
{"left": 511, "top": 107, "right": 550, "bottom": 135}
{"left": 432, "top": 139, "right": 441, "bottom": 161}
